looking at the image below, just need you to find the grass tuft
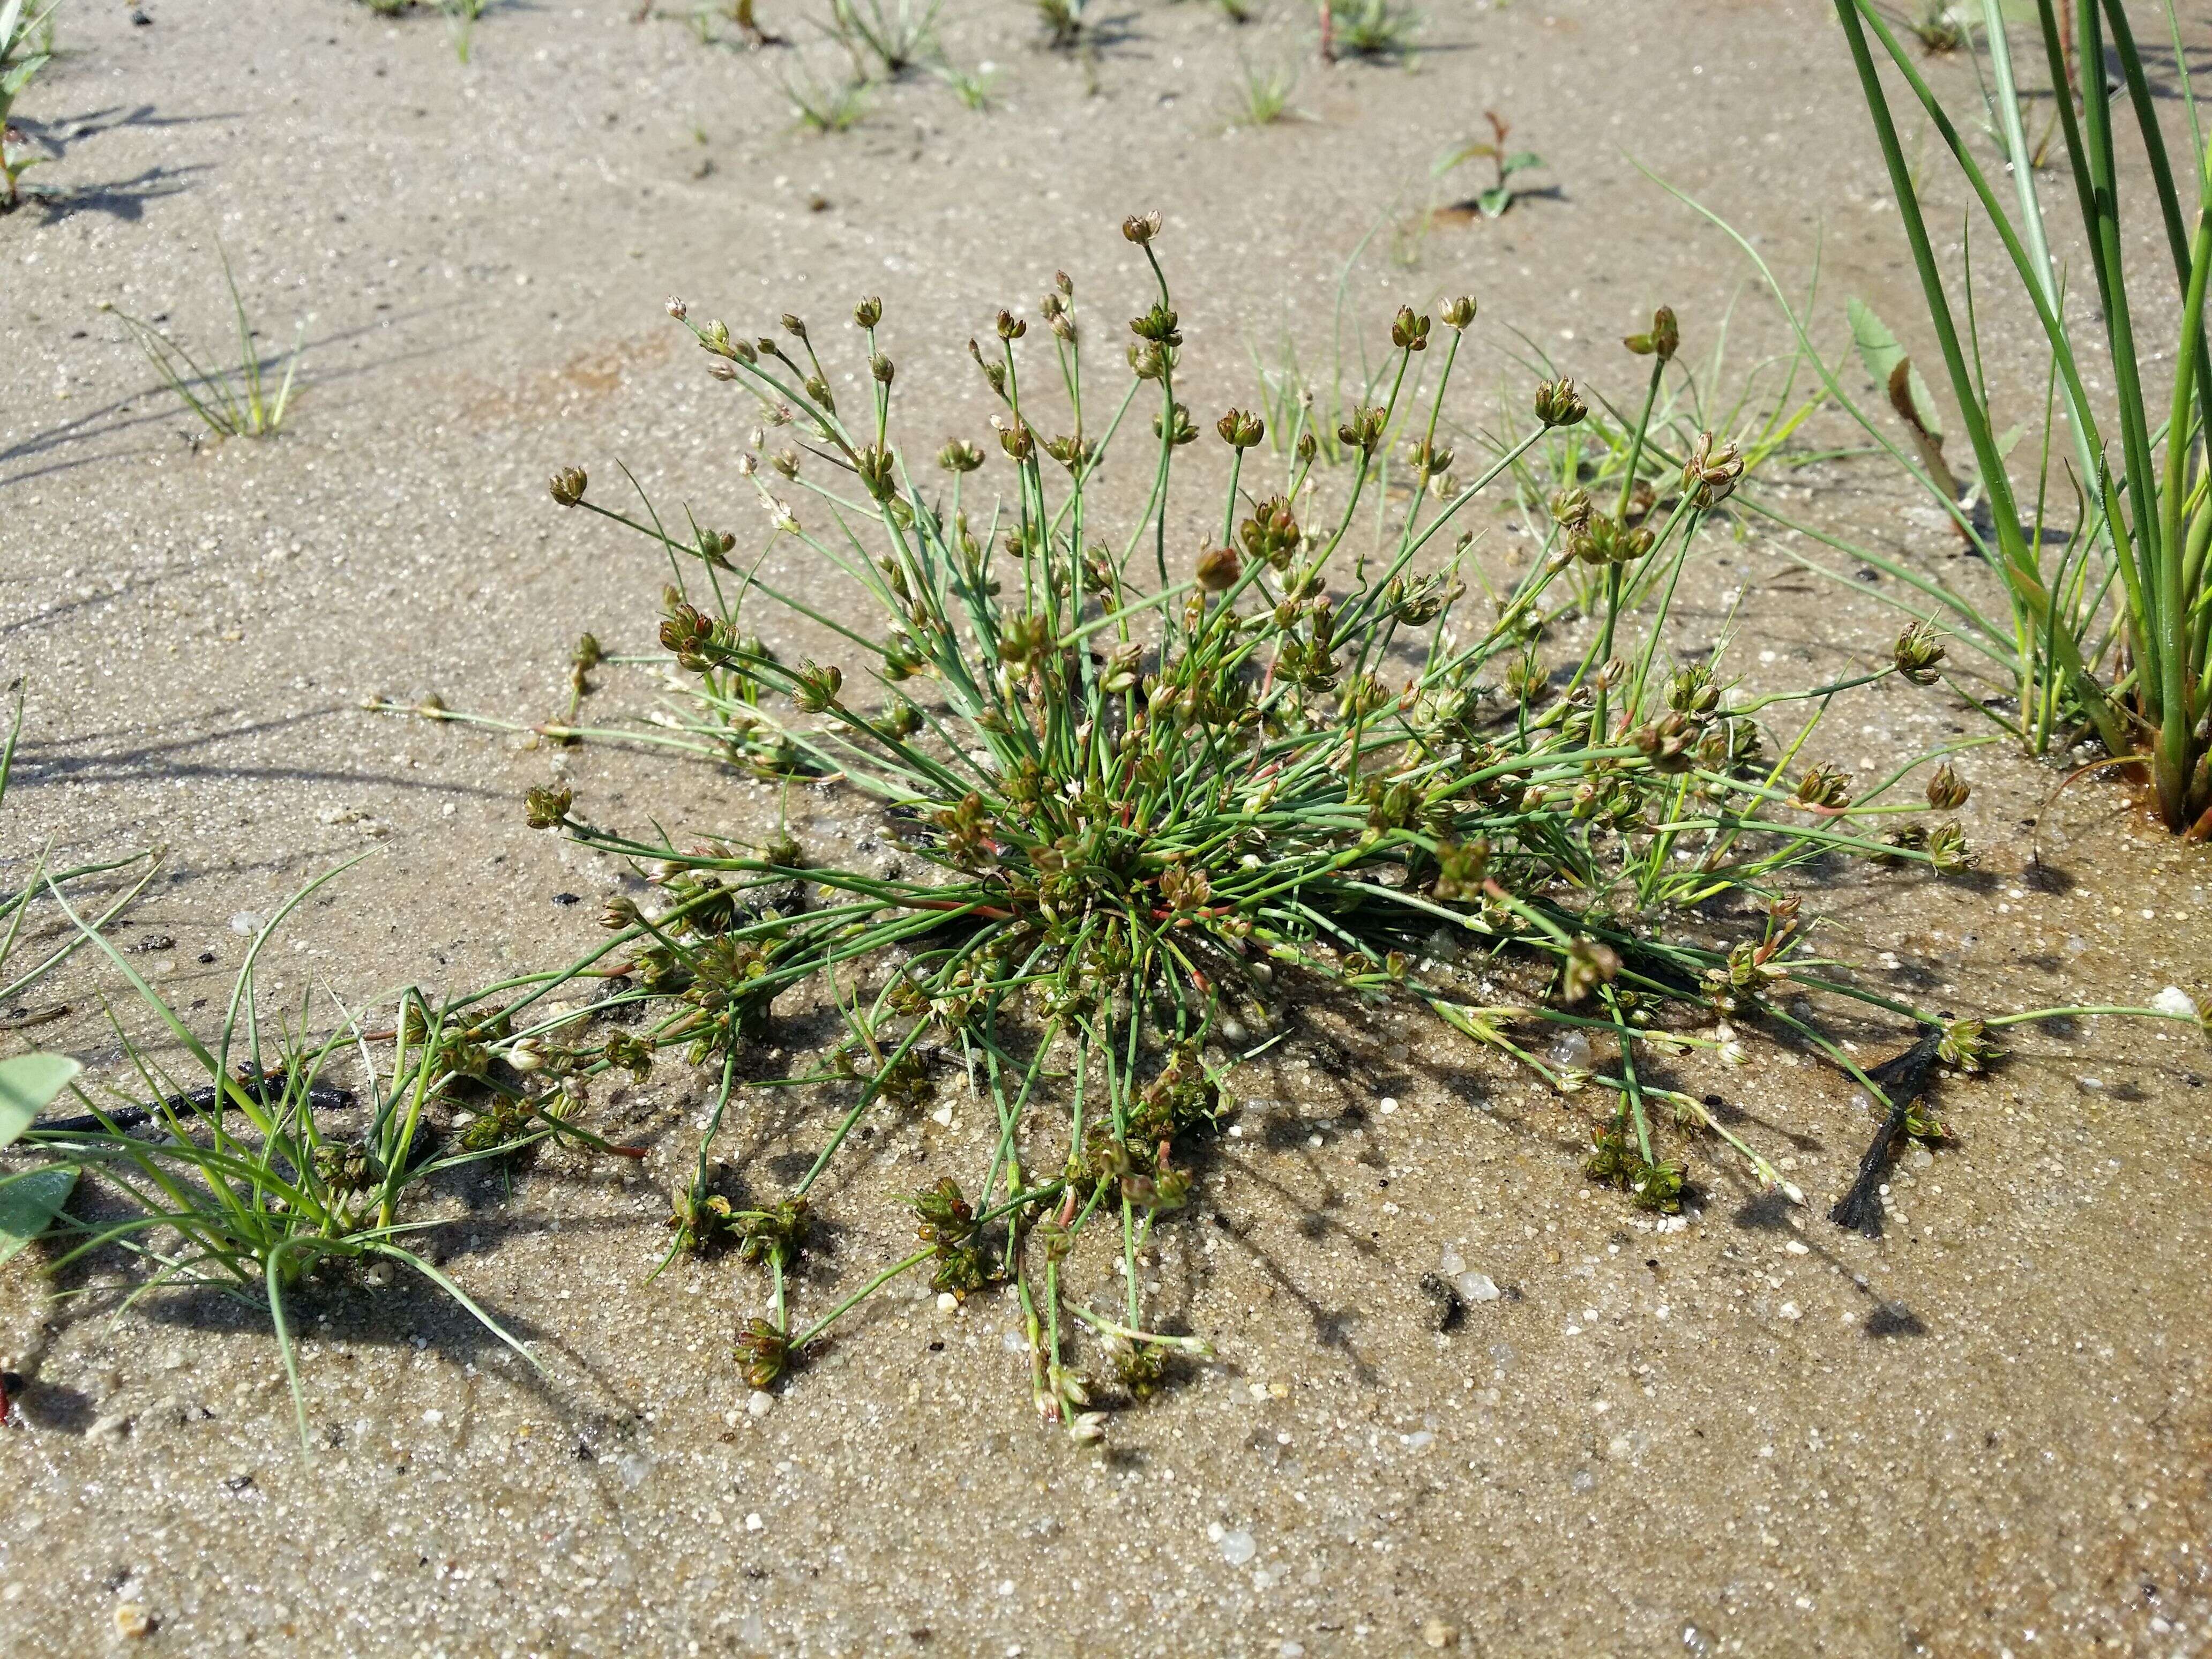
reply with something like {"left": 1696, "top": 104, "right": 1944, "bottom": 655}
{"left": 1228, "top": 56, "right": 1301, "bottom": 128}
{"left": 779, "top": 60, "right": 871, "bottom": 131}
{"left": 105, "top": 248, "right": 302, "bottom": 441}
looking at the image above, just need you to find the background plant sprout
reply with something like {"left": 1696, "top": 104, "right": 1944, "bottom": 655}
{"left": 821, "top": 0, "right": 937, "bottom": 78}
{"left": 1228, "top": 56, "right": 1302, "bottom": 129}
{"left": 1436, "top": 111, "right": 1545, "bottom": 221}
{"left": 779, "top": 59, "right": 870, "bottom": 132}
{"left": 104, "top": 249, "right": 302, "bottom": 441}
{"left": 1725, "top": 0, "right": 2212, "bottom": 831}
{"left": 379, "top": 212, "right": 2101, "bottom": 1432}
{"left": 1321, "top": 0, "right": 1417, "bottom": 63}
{"left": 0, "top": 0, "right": 64, "bottom": 212}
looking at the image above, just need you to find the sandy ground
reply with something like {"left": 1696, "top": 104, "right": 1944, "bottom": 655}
{"left": 5, "top": 1, "right": 2212, "bottom": 1654}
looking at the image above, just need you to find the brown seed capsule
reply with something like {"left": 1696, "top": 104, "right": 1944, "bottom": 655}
{"left": 1195, "top": 543, "right": 1243, "bottom": 591}
{"left": 1924, "top": 761, "right": 1970, "bottom": 810}
{"left": 1122, "top": 210, "right": 1163, "bottom": 245}
{"left": 1534, "top": 378, "right": 1586, "bottom": 428}
{"left": 1894, "top": 620, "right": 1946, "bottom": 684}
{"left": 524, "top": 784, "right": 574, "bottom": 829}
{"left": 1391, "top": 307, "right": 1432, "bottom": 351}
{"left": 854, "top": 296, "right": 883, "bottom": 328}
{"left": 548, "top": 467, "right": 588, "bottom": 507}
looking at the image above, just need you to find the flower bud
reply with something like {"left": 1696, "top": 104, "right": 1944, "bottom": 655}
{"left": 665, "top": 296, "right": 688, "bottom": 320}
{"left": 1216, "top": 408, "right": 1265, "bottom": 450}
{"left": 1534, "top": 378, "right": 1586, "bottom": 428}
{"left": 1121, "top": 210, "right": 1163, "bottom": 244}
{"left": 524, "top": 784, "right": 574, "bottom": 829}
{"left": 1440, "top": 295, "right": 1476, "bottom": 330}
{"left": 1390, "top": 307, "right": 1432, "bottom": 351}
{"left": 1624, "top": 305, "right": 1679, "bottom": 362}
{"left": 1924, "top": 761, "right": 1970, "bottom": 810}
{"left": 854, "top": 295, "right": 883, "bottom": 328}
{"left": 548, "top": 467, "right": 588, "bottom": 507}
{"left": 1680, "top": 430, "right": 1744, "bottom": 508}
{"left": 1195, "top": 544, "right": 1242, "bottom": 591}
{"left": 1893, "top": 619, "right": 1946, "bottom": 685}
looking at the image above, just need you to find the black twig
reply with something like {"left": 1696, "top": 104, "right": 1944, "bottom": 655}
{"left": 32, "top": 1066, "right": 356, "bottom": 1135}
{"left": 1828, "top": 1028, "right": 1944, "bottom": 1236}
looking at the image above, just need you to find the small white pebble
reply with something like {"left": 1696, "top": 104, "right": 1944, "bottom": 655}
{"left": 1219, "top": 1528, "right": 1257, "bottom": 1566}
{"left": 1379, "top": 1097, "right": 1398, "bottom": 1115}
{"left": 1455, "top": 1272, "right": 1500, "bottom": 1304}
{"left": 748, "top": 1389, "right": 774, "bottom": 1418}
{"left": 745, "top": 1512, "right": 764, "bottom": 1531}
{"left": 936, "top": 1291, "right": 958, "bottom": 1313}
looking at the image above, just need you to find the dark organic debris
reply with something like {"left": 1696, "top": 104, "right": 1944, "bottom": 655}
{"left": 1418, "top": 1271, "right": 1464, "bottom": 1332}
{"left": 33, "top": 1065, "right": 357, "bottom": 1135}
{"left": 1864, "top": 1302, "right": 1926, "bottom": 1338}
{"left": 1828, "top": 1029, "right": 1945, "bottom": 1237}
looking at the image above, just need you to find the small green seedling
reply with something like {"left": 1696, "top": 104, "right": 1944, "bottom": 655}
{"left": 1437, "top": 110, "right": 1544, "bottom": 219}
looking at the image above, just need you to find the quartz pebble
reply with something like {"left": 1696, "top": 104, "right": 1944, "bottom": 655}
{"left": 1218, "top": 1528, "right": 1257, "bottom": 1566}
{"left": 1454, "top": 1272, "right": 1500, "bottom": 1304}
{"left": 2152, "top": 985, "right": 2199, "bottom": 1019}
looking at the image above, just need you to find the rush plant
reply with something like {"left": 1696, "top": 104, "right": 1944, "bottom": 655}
{"left": 461, "top": 215, "right": 2020, "bottom": 1430}
{"left": 1825, "top": 0, "right": 2212, "bottom": 830}
{"left": 5, "top": 865, "right": 653, "bottom": 1453}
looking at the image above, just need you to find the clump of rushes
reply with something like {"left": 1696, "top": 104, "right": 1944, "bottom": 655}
{"left": 483, "top": 215, "right": 2076, "bottom": 1431}
{"left": 2, "top": 864, "right": 653, "bottom": 1452}
{"left": 104, "top": 248, "right": 302, "bottom": 440}
{"left": 0, "top": 0, "right": 63, "bottom": 212}
{"left": 1718, "top": 2, "right": 2212, "bottom": 829}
